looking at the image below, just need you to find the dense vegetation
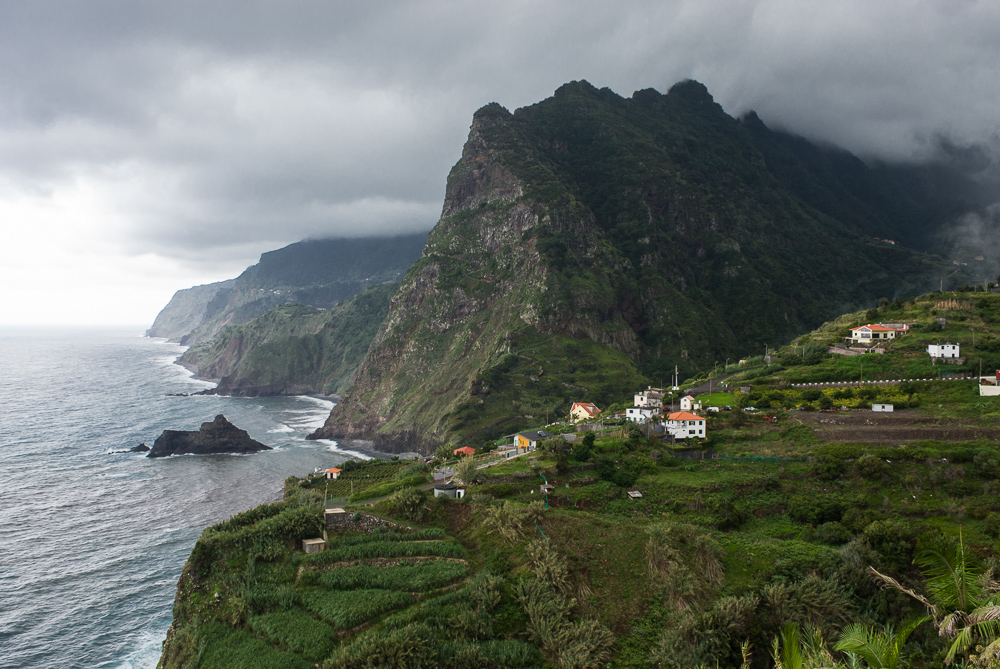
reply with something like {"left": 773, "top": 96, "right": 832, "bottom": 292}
{"left": 181, "top": 283, "right": 394, "bottom": 396}
{"left": 160, "top": 389, "right": 1000, "bottom": 668}
{"left": 317, "top": 79, "right": 980, "bottom": 450}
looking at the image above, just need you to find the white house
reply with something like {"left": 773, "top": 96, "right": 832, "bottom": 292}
{"left": 679, "top": 395, "right": 701, "bottom": 412}
{"left": 850, "top": 324, "right": 906, "bottom": 343}
{"left": 666, "top": 411, "right": 706, "bottom": 439}
{"left": 626, "top": 406, "right": 656, "bottom": 424}
{"left": 633, "top": 387, "right": 664, "bottom": 408}
{"left": 927, "top": 343, "right": 960, "bottom": 358}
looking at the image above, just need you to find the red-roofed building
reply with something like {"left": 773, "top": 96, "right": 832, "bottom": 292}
{"left": 849, "top": 323, "right": 907, "bottom": 343}
{"left": 665, "top": 411, "right": 706, "bottom": 439}
{"left": 324, "top": 467, "right": 342, "bottom": 480}
{"left": 570, "top": 402, "right": 601, "bottom": 421}
{"left": 453, "top": 446, "right": 476, "bottom": 458}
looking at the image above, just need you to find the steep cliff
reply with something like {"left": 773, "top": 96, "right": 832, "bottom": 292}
{"left": 182, "top": 284, "right": 394, "bottom": 397}
{"left": 146, "top": 280, "right": 236, "bottom": 341}
{"left": 310, "top": 80, "right": 958, "bottom": 452}
{"left": 150, "top": 233, "right": 427, "bottom": 345}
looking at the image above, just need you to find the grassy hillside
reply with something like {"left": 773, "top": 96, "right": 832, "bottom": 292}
{"left": 160, "top": 400, "right": 1000, "bottom": 668}
{"left": 678, "top": 290, "right": 1000, "bottom": 422}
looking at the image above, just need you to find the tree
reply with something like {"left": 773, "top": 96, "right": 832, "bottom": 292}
{"left": 542, "top": 437, "right": 571, "bottom": 473}
{"left": 435, "top": 443, "right": 452, "bottom": 460}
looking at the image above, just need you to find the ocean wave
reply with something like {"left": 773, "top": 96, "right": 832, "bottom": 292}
{"left": 316, "top": 439, "right": 372, "bottom": 460}
{"left": 268, "top": 424, "right": 295, "bottom": 433}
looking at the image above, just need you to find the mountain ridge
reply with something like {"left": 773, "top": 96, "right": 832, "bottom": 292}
{"left": 309, "top": 79, "right": 981, "bottom": 452}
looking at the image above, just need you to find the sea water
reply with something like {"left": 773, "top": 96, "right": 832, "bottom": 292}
{"left": 0, "top": 328, "right": 365, "bottom": 669}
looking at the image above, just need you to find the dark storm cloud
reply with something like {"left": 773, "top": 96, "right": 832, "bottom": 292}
{"left": 1, "top": 0, "right": 999, "bottom": 273}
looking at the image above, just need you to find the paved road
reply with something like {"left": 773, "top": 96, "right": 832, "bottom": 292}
{"left": 686, "top": 372, "right": 740, "bottom": 397}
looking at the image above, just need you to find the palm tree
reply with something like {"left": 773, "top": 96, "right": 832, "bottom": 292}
{"left": 834, "top": 618, "right": 928, "bottom": 669}
{"left": 869, "top": 533, "right": 1000, "bottom": 664}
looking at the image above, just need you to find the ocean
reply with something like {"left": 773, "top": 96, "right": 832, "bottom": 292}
{"left": 0, "top": 328, "right": 366, "bottom": 669}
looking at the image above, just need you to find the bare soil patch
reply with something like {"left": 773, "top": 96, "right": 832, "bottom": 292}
{"left": 794, "top": 409, "right": 1000, "bottom": 444}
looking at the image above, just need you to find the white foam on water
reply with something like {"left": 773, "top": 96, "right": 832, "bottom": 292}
{"left": 108, "top": 628, "right": 166, "bottom": 669}
{"left": 268, "top": 424, "right": 295, "bottom": 433}
{"left": 317, "top": 439, "right": 372, "bottom": 460}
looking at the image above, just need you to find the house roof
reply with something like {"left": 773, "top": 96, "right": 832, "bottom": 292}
{"left": 518, "top": 429, "right": 554, "bottom": 441}
{"left": 667, "top": 411, "right": 705, "bottom": 421}
{"left": 325, "top": 467, "right": 342, "bottom": 473}
{"left": 570, "top": 402, "right": 601, "bottom": 416}
{"left": 851, "top": 324, "right": 898, "bottom": 332}
{"left": 453, "top": 446, "right": 476, "bottom": 456}
{"left": 683, "top": 395, "right": 695, "bottom": 400}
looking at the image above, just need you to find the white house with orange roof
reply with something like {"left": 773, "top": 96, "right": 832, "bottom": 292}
{"left": 849, "top": 323, "right": 907, "bottom": 343}
{"left": 324, "top": 467, "right": 342, "bottom": 480}
{"left": 570, "top": 402, "right": 601, "bottom": 422}
{"left": 665, "top": 411, "right": 706, "bottom": 439}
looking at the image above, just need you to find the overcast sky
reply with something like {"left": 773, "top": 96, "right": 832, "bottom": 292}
{"left": 1, "top": 0, "right": 999, "bottom": 326}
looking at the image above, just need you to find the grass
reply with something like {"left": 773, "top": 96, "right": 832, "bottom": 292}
{"left": 301, "top": 589, "right": 415, "bottom": 630}
{"left": 316, "top": 560, "right": 468, "bottom": 592}
{"left": 248, "top": 610, "right": 338, "bottom": 661}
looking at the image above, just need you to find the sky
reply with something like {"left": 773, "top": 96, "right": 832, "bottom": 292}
{"left": 1, "top": 0, "right": 999, "bottom": 326}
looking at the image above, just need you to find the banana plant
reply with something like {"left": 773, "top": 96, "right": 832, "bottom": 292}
{"left": 834, "top": 617, "right": 929, "bottom": 668}
{"left": 870, "top": 532, "right": 1000, "bottom": 664}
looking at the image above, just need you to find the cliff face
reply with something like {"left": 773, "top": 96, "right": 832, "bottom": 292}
{"left": 146, "top": 280, "right": 236, "bottom": 341}
{"left": 310, "top": 80, "right": 959, "bottom": 453}
{"left": 150, "top": 234, "right": 427, "bottom": 346}
{"left": 182, "top": 284, "right": 394, "bottom": 397}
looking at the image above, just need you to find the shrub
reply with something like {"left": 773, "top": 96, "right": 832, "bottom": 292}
{"left": 789, "top": 497, "right": 846, "bottom": 525}
{"left": 456, "top": 456, "right": 482, "bottom": 484}
{"left": 853, "top": 453, "right": 888, "bottom": 480}
{"left": 812, "top": 455, "right": 845, "bottom": 481}
{"left": 390, "top": 486, "right": 430, "bottom": 522}
{"left": 811, "top": 522, "right": 851, "bottom": 546}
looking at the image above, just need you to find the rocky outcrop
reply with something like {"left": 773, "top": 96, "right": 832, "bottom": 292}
{"left": 148, "top": 415, "right": 271, "bottom": 457}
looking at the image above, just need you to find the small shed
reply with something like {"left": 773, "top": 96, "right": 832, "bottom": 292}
{"left": 324, "top": 467, "right": 342, "bottom": 480}
{"left": 627, "top": 490, "right": 643, "bottom": 499}
{"left": 433, "top": 483, "right": 465, "bottom": 499}
{"left": 540, "top": 483, "right": 555, "bottom": 495}
{"left": 302, "top": 538, "right": 326, "bottom": 554}
{"left": 872, "top": 404, "right": 894, "bottom": 412}
{"left": 325, "top": 507, "right": 348, "bottom": 529}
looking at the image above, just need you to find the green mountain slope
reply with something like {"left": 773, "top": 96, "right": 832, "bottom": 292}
{"left": 180, "top": 284, "right": 394, "bottom": 397}
{"left": 150, "top": 233, "right": 427, "bottom": 345}
{"left": 310, "top": 80, "right": 960, "bottom": 452}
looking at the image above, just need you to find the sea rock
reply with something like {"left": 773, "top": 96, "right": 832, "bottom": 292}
{"left": 109, "top": 443, "right": 151, "bottom": 454}
{"left": 147, "top": 415, "right": 271, "bottom": 458}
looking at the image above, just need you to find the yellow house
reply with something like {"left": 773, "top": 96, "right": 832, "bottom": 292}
{"left": 570, "top": 402, "right": 601, "bottom": 421}
{"left": 515, "top": 429, "right": 553, "bottom": 453}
